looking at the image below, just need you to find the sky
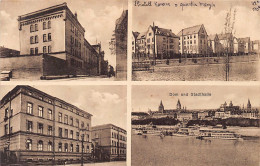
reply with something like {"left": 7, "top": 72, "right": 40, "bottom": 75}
{"left": 133, "top": 0, "right": 260, "bottom": 40}
{"left": 0, "top": 85, "right": 127, "bottom": 129}
{"left": 0, "top": 0, "right": 128, "bottom": 67}
{"left": 132, "top": 85, "right": 260, "bottom": 112}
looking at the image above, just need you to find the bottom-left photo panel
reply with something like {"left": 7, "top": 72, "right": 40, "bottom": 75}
{"left": 0, "top": 85, "right": 127, "bottom": 166}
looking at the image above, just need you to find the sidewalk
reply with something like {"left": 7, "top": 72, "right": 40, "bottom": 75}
{"left": 57, "top": 161, "right": 126, "bottom": 166}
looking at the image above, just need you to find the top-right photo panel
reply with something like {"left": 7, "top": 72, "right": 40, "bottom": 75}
{"left": 132, "top": 0, "right": 260, "bottom": 81}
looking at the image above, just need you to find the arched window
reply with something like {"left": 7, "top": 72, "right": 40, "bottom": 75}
{"left": 58, "top": 143, "right": 62, "bottom": 152}
{"left": 48, "top": 21, "right": 51, "bottom": 29}
{"left": 26, "top": 139, "right": 32, "bottom": 150}
{"left": 48, "top": 141, "right": 52, "bottom": 151}
{"left": 38, "top": 140, "right": 43, "bottom": 151}
{"left": 64, "top": 143, "right": 68, "bottom": 152}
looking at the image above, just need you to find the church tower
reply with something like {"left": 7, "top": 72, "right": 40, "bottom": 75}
{"left": 247, "top": 99, "right": 251, "bottom": 110}
{"left": 158, "top": 100, "right": 164, "bottom": 113}
{"left": 176, "top": 99, "right": 181, "bottom": 110}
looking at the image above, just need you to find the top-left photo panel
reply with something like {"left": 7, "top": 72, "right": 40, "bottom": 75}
{"left": 0, "top": 0, "right": 128, "bottom": 81}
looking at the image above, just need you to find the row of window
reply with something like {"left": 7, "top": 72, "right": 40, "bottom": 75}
{"left": 26, "top": 139, "right": 90, "bottom": 153}
{"left": 30, "top": 46, "right": 51, "bottom": 55}
{"left": 71, "top": 58, "right": 83, "bottom": 68}
{"left": 183, "top": 35, "right": 196, "bottom": 40}
{"left": 58, "top": 112, "right": 89, "bottom": 129}
{"left": 71, "top": 23, "right": 82, "bottom": 39}
{"left": 30, "top": 21, "right": 51, "bottom": 32}
{"left": 27, "top": 103, "right": 53, "bottom": 119}
{"left": 26, "top": 120, "right": 53, "bottom": 135}
{"left": 111, "top": 132, "right": 126, "bottom": 141}
{"left": 111, "top": 148, "right": 126, "bottom": 155}
{"left": 30, "top": 33, "right": 51, "bottom": 44}
{"left": 58, "top": 127, "right": 90, "bottom": 141}
{"left": 111, "top": 140, "right": 126, "bottom": 148}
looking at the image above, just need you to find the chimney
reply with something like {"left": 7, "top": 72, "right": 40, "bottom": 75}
{"left": 75, "top": 12, "right": 77, "bottom": 19}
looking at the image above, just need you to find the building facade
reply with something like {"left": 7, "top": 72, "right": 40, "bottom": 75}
{"left": 0, "top": 86, "right": 92, "bottom": 164}
{"left": 178, "top": 24, "right": 208, "bottom": 56}
{"left": 91, "top": 124, "right": 126, "bottom": 160}
{"left": 146, "top": 25, "right": 179, "bottom": 59}
{"left": 17, "top": 3, "right": 103, "bottom": 77}
{"left": 207, "top": 34, "right": 221, "bottom": 55}
{"left": 218, "top": 33, "right": 234, "bottom": 54}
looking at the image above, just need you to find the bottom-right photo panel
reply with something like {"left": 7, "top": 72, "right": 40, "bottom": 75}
{"left": 131, "top": 85, "right": 260, "bottom": 166}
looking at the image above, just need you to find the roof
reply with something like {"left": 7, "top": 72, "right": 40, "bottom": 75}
{"left": 218, "top": 33, "right": 233, "bottom": 40}
{"left": 132, "top": 112, "right": 149, "bottom": 116}
{"left": 115, "top": 10, "right": 128, "bottom": 30}
{"left": 137, "top": 32, "right": 146, "bottom": 39}
{"left": 92, "top": 123, "right": 126, "bottom": 132}
{"left": 238, "top": 37, "right": 250, "bottom": 43}
{"left": 208, "top": 34, "right": 217, "bottom": 41}
{"left": 154, "top": 26, "right": 179, "bottom": 38}
{"left": 132, "top": 31, "right": 140, "bottom": 38}
{"left": 177, "top": 24, "right": 203, "bottom": 36}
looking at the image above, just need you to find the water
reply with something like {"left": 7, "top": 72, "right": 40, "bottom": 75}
{"left": 132, "top": 134, "right": 259, "bottom": 166}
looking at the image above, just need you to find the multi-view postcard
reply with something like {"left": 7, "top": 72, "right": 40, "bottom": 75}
{"left": 132, "top": 0, "right": 260, "bottom": 81}
{"left": 132, "top": 85, "right": 260, "bottom": 166}
{"left": 0, "top": 0, "right": 127, "bottom": 81}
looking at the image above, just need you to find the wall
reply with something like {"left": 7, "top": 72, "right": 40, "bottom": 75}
{"left": 0, "top": 55, "right": 43, "bottom": 80}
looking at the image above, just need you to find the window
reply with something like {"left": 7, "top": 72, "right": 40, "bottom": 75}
{"left": 81, "top": 122, "right": 84, "bottom": 128}
{"left": 76, "top": 119, "right": 79, "bottom": 128}
{"left": 35, "top": 35, "right": 38, "bottom": 43}
{"left": 48, "top": 109, "right": 52, "bottom": 120}
{"left": 43, "top": 22, "right": 46, "bottom": 30}
{"left": 48, "top": 33, "right": 51, "bottom": 41}
{"left": 48, "top": 21, "right": 51, "bottom": 29}
{"left": 27, "top": 121, "right": 33, "bottom": 132}
{"left": 35, "top": 47, "right": 38, "bottom": 54}
{"left": 86, "top": 134, "right": 89, "bottom": 142}
{"left": 194, "top": 40, "right": 196, "bottom": 44}
{"left": 38, "top": 140, "right": 43, "bottom": 151}
{"left": 4, "top": 124, "right": 8, "bottom": 135}
{"left": 30, "top": 36, "right": 34, "bottom": 44}
{"left": 35, "top": 24, "right": 38, "bottom": 31}
{"left": 43, "top": 34, "right": 47, "bottom": 42}
{"left": 58, "top": 113, "right": 62, "bottom": 122}
{"left": 38, "top": 106, "right": 43, "bottom": 117}
{"left": 58, "top": 143, "right": 62, "bottom": 152}
{"left": 70, "top": 130, "right": 73, "bottom": 139}
{"left": 30, "top": 25, "right": 34, "bottom": 32}
{"left": 26, "top": 139, "right": 32, "bottom": 150}
{"left": 48, "top": 46, "right": 51, "bottom": 53}
{"left": 48, "top": 126, "right": 52, "bottom": 135}
{"left": 70, "top": 117, "right": 73, "bottom": 126}
{"left": 86, "top": 124, "right": 89, "bottom": 130}
{"left": 76, "top": 132, "right": 79, "bottom": 140}
{"left": 76, "top": 145, "right": 79, "bottom": 152}
{"left": 64, "top": 115, "right": 68, "bottom": 124}
{"left": 48, "top": 142, "right": 52, "bottom": 151}
{"left": 43, "top": 46, "right": 47, "bottom": 54}
{"left": 38, "top": 123, "right": 43, "bottom": 134}
{"left": 70, "top": 144, "right": 73, "bottom": 152}
{"left": 65, "top": 129, "right": 68, "bottom": 138}
{"left": 149, "top": 33, "right": 152, "bottom": 36}
{"left": 5, "top": 108, "right": 8, "bottom": 118}
{"left": 64, "top": 143, "right": 68, "bottom": 152}
{"left": 59, "top": 127, "right": 62, "bottom": 137}
{"left": 27, "top": 103, "right": 33, "bottom": 114}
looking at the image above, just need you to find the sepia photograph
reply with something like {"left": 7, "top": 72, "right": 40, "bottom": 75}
{"left": 132, "top": 85, "right": 260, "bottom": 166}
{"left": 0, "top": 85, "right": 127, "bottom": 165}
{"left": 0, "top": 0, "right": 127, "bottom": 81}
{"left": 132, "top": 0, "right": 260, "bottom": 81}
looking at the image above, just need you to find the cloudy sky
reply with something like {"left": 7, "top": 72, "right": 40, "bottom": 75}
{"left": 0, "top": 0, "right": 127, "bottom": 67}
{"left": 132, "top": 85, "right": 260, "bottom": 112}
{"left": 133, "top": 0, "right": 260, "bottom": 40}
{"left": 0, "top": 85, "right": 127, "bottom": 129}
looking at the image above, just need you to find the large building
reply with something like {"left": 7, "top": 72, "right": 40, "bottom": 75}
{"left": 207, "top": 34, "right": 222, "bottom": 55}
{"left": 177, "top": 24, "right": 208, "bottom": 56}
{"left": 91, "top": 124, "right": 126, "bottom": 160}
{"left": 146, "top": 25, "right": 179, "bottom": 59}
{"left": 217, "top": 33, "right": 234, "bottom": 54}
{"left": 15, "top": 3, "right": 104, "bottom": 77}
{"left": 0, "top": 46, "right": 20, "bottom": 57}
{"left": 0, "top": 86, "right": 92, "bottom": 164}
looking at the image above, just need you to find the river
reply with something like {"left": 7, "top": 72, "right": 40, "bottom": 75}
{"left": 132, "top": 134, "right": 259, "bottom": 166}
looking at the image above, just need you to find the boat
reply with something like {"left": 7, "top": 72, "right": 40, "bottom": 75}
{"left": 198, "top": 129, "right": 241, "bottom": 140}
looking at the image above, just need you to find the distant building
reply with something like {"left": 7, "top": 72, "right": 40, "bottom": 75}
{"left": 0, "top": 86, "right": 92, "bottom": 164}
{"left": 252, "top": 40, "right": 260, "bottom": 53}
{"left": 0, "top": 46, "right": 20, "bottom": 57}
{"left": 218, "top": 33, "right": 234, "bottom": 54}
{"left": 238, "top": 37, "right": 251, "bottom": 54}
{"left": 115, "top": 10, "right": 128, "bottom": 80}
{"left": 178, "top": 24, "right": 208, "bottom": 55}
{"left": 91, "top": 124, "right": 126, "bottom": 160}
{"left": 146, "top": 25, "right": 179, "bottom": 59}
{"left": 207, "top": 34, "right": 221, "bottom": 55}
{"left": 132, "top": 31, "right": 139, "bottom": 60}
